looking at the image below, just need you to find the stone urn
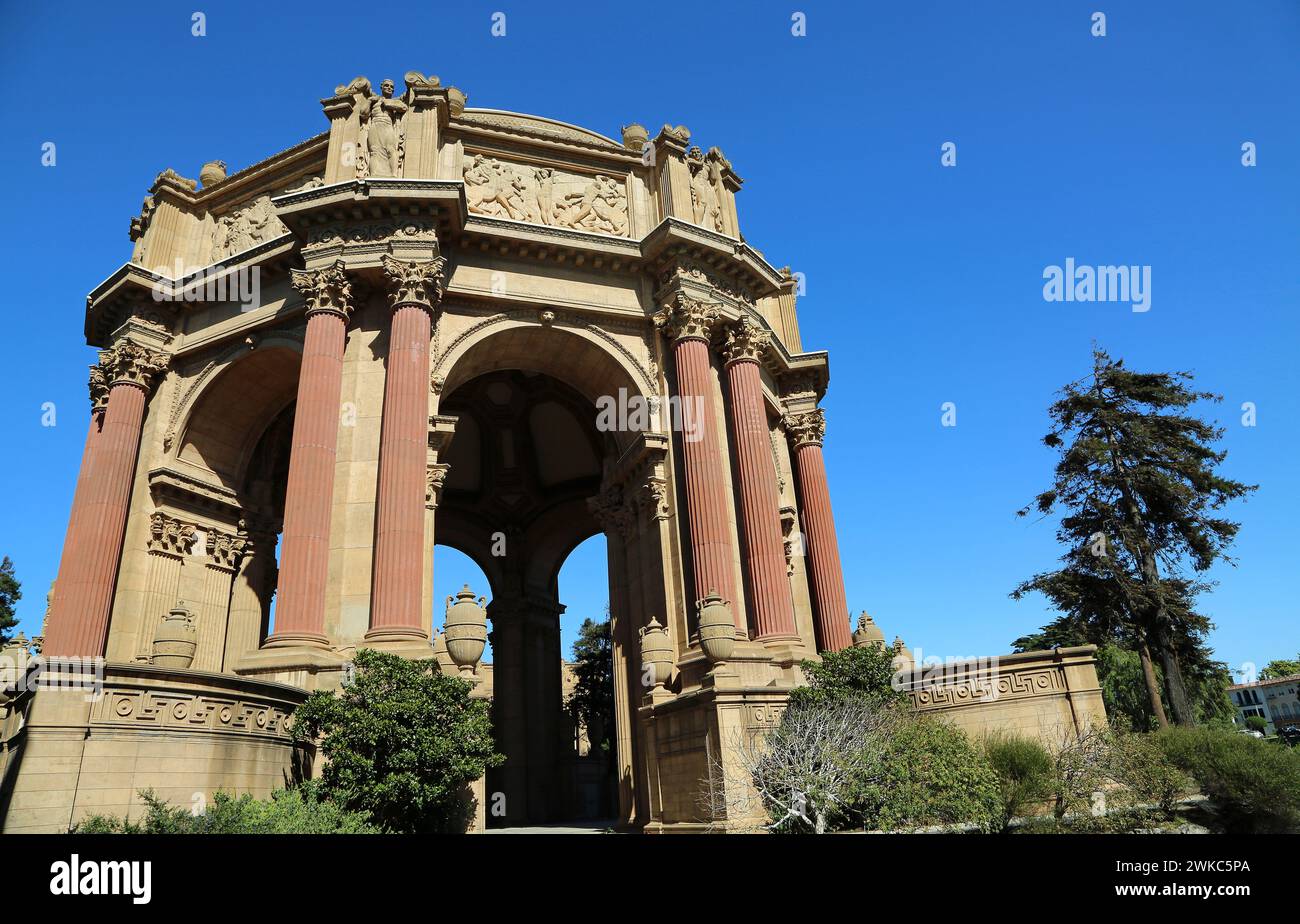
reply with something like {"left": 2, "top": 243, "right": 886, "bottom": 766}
{"left": 447, "top": 86, "right": 467, "bottom": 117}
{"left": 444, "top": 584, "right": 487, "bottom": 676}
{"left": 151, "top": 603, "right": 196, "bottom": 669}
{"left": 199, "top": 160, "right": 227, "bottom": 187}
{"left": 621, "top": 123, "right": 649, "bottom": 152}
{"left": 696, "top": 590, "right": 735, "bottom": 666}
{"left": 852, "top": 611, "right": 886, "bottom": 649}
{"left": 639, "top": 617, "right": 673, "bottom": 691}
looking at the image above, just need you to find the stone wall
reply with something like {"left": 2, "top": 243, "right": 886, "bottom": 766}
{"left": 904, "top": 645, "right": 1106, "bottom": 746}
{"left": 0, "top": 663, "right": 311, "bottom": 833}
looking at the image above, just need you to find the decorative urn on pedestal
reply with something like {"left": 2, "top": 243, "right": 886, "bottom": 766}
{"left": 852, "top": 611, "right": 886, "bottom": 649}
{"left": 696, "top": 590, "right": 735, "bottom": 666}
{"left": 444, "top": 584, "right": 487, "bottom": 677}
{"left": 199, "top": 160, "right": 227, "bottom": 187}
{"left": 639, "top": 617, "right": 673, "bottom": 691}
{"left": 151, "top": 602, "right": 197, "bottom": 669}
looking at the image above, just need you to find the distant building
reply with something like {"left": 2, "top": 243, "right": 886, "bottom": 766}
{"left": 1229, "top": 674, "right": 1300, "bottom": 733}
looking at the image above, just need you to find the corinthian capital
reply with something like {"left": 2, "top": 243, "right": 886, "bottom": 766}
{"left": 783, "top": 408, "right": 826, "bottom": 448}
{"left": 100, "top": 339, "right": 170, "bottom": 392}
{"left": 722, "top": 316, "right": 772, "bottom": 365}
{"left": 652, "top": 293, "right": 721, "bottom": 344}
{"left": 147, "top": 511, "right": 197, "bottom": 557}
{"left": 206, "top": 528, "right": 248, "bottom": 571}
{"left": 382, "top": 254, "right": 446, "bottom": 314}
{"left": 291, "top": 260, "right": 353, "bottom": 320}
{"left": 426, "top": 463, "right": 450, "bottom": 510}
{"left": 88, "top": 362, "right": 110, "bottom": 412}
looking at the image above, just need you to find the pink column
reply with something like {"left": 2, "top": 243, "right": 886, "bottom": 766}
{"left": 724, "top": 321, "right": 798, "bottom": 641}
{"left": 45, "top": 343, "right": 168, "bottom": 658}
{"left": 368, "top": 255, "right": 443, "bottom": 642}
{"left": 267, "top": 263, "right": 353, "bottom": 649}
{"left": 657, "top": 295, "right": 737, "bottom": 624}
{"left": 786, "top": 410, "right": 852, "bottom": 652}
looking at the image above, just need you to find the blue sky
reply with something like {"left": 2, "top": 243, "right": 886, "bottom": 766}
{"left": 1, "top": 1, "right": 1296, "bottom": 671}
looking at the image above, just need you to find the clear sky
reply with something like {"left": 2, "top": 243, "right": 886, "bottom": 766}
{"left": 1, "top": 1, "right": 1296, "bottom": 672}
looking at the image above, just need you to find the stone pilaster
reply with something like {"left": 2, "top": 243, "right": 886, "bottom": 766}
{"left": 266, "top": 261, "right": 352, "bottom": 650}
{"left": 368, "top": 254, "right": 445, "bottom": 646}
{"left": 134, "top": 511, "right": 198, "bottom": 661}
{"left": 195, "top": 527, "right": 246, "bottom": 672}
{"left": 783, "top": 409, "right": 852, "bottom": 652}
{"left": 224, "top": 521, "right": 277, "bottom": 671}
{"left": 723, "top": 319, "right": 799, "bottom": 645}
{"left": 45, "top": 340, "right": 169, "bottom": 658}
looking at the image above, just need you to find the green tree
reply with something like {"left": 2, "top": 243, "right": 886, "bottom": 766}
{"left": 1260, "top": 655, "right": 1300, "bottom": 681}
{"left": 566, "top": 616, "right": 614, "bottom": 753}
{"left": 291, "top": 649, "right": 502, "bottom": 833}
{"left": 0, "top": 556, "right": 21, "bottom": 645}
{"left": 1013, "top": 348, "right": 1254, "bottom": 726}
{"left": 788, "top": 642, "right": 909, "bottom": 711}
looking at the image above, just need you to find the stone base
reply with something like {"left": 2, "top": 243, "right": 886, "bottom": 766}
{"left": 233, "top": 644, "right": 351, "bottom": 691}
{"left": 639, "top": 674, "right": 793, "bottom": 833}
{"left": 0, "top": 663, "right": 313, "bottom": 833}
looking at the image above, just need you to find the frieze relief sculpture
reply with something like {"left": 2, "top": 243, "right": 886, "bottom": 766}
{"left": 463, "top": 154, "right": 628, "bottom": 236}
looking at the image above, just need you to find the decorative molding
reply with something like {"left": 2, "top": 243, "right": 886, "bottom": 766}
{"left": 92, "top": 688, "right": 295, "bottom": 739}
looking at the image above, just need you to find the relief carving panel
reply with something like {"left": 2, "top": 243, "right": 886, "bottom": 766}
{"left": 463, "top": 154, "right": 628, "bottom": 236}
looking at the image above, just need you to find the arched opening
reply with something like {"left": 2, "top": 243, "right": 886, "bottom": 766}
{"left": 171, "top": 345, "right": 301, "bottom": 659}
{"left": 436, "top": 367, "right": 613, "bottom": 825}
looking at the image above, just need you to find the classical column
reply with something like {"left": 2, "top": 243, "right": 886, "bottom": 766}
{"left": 723, "top": 319, "right": 798, "bottom": 642}
{"left": 785, "top": 409, "right": 852, "bottom": 652}
{"left": 266, "top": 262, "right": 352, "bottom": 649}
{"left": 367, "top": 254, "right": 445, "bottom": 644}
{"left": 653, "top": 295, "right": 738, "bottom": 626}
{"left": 44, "top": 340, "right": 169, "bottom": 658}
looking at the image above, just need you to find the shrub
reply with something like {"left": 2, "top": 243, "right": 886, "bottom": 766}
{"left": 845, "top": 712, "right": 1003, "bottom": 832}
{"left": 789, "top": 643, "right": 910, "bottom": 711}
{"left": 291, "top": 649, "right": 502, "bottom": 833}
{"left": 984, "top": 731, "right": 1054, "bottom": 829}
{"left": 1245, "top": 715, "right": 1268, "bottom": 734}
{"left": 1102, "top": 728, "right": 1190, "bottom": 815}
{"left": 1156, "top": 725, "right": 1300, "bottom": 833}
{"left": 72, "top": 785, "right": 378, "bottom": 834}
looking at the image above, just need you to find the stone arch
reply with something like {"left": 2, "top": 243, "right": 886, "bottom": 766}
{"left": 434, "top": 313, "right": 655, "bottom": 427}
{"left": 174, "top": 339, "right": 303, "bottom": 491}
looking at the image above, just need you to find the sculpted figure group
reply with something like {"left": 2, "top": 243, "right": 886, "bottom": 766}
{"left": 464, "top": 154, "right": 628, "bottom": 236}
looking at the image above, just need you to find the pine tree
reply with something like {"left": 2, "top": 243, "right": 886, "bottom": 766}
{"left": 1013, "top": 348, "right": 1254, "bottom": 726}
{"left": 0, "top": 557, "right": 21, "bottom": 645}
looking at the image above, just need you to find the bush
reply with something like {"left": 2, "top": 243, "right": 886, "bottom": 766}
{"left": 1102, "top": 728, "right": 1190, "bottom": 815}
{"left": 72, "top": 785, "right": 378, "bottom": 834}
{"left": 291, "top": 649, "right": 502, "bottom": 833}
{"left": 1245, "top": 715, "right": 1268, "bottom": 734}
{"left": 984, "top": 732, "right": 1054, "bottom": 829}
{"left": 1156, "top": 725, "right": 1300, "bottom": 833}
{"left": 844, "top": 712, "right": 1003, "bottom": 832}
{"left": 789, "top": 643, "right": 909, "bottom": 711}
